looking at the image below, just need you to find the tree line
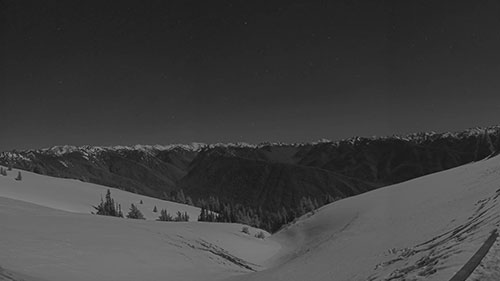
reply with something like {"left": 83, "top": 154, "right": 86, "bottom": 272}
{"left": 93, "top": 189, "right": 339, "bottom": 233}
{"left": 93, "top": 190, "right": 189, "bottom": 222}
{"left": 196, "top": 194, "right": 338, "bottom": 232}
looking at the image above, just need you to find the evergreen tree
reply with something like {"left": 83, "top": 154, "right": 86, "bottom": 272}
{"left": 299, "top": 196, "right": 315, "bottom": 215}
{"left": 174, "top": 211, "right": 189, "bottom": 222}
{"left": 15, "top": 171, "right": 22, "bottom": 181}
{"left": 176, "top": 189, "right": 186, "bottom": 204}
{"left": 324, "top": 194, "right": 335, "bottom": 204}
{"left": 157, "top": 209, "right": 173, "bottom": 221}
{"left": 255, "top": 231, "right": 266, "bottom": 239}
{"left": 139, "top": 199, "right": 143, "bottom": 204}
{"left": 117, "top": 203, "right": 123, "bottom": 218}
{"left": 241, "top": 226, "right": 250, "bottom": 234}
{"left": 206, "top": 210, "right": 218, "bottom": 222}
{"left": 153, "top": 205, "right": 158, "bottom": 212}
{"left": 198, "top": 206, "right": 207, "bottom": 221}
{"left": 93, "top": 189, "right": 122, "bottom": 217}
{"left": 126, "top": 203, "right": 145, "bottom": 219}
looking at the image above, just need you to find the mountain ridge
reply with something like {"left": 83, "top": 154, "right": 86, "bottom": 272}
{"left": 5, "top": 124, "right": 500, "bottom": 157}
{"left": 2, "top": 125, "right": 500, "bottom": 231}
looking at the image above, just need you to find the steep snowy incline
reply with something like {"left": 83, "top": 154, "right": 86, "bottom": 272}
{"left": 0, "top": 167, "right": 200, "bottom": 221}
{"left": 233, "top": 156, "right": 500, "bottom": 281}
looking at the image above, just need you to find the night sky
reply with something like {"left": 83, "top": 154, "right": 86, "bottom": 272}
{"left": 2, "top": 1, "right": 500, "bottom": 150}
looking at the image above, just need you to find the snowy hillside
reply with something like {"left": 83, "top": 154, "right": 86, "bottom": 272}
{"left": 3, "top": 126, "right": 500, "bottom": 233}
{"left": 0, "top": 168, "right": 279, "bottom": 281}
{"left": 234, "top": 156, "right": 500, "bottom": 281}
{"left": 2, "top": 154, "right": 500, "bottom": 281}
{"left": 0, "top": 167, "right": 200, "bottom": 221}
{"left": 0, "top": 197, "right": 279, "bottom": 281}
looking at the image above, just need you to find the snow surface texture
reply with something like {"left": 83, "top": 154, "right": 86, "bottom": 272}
{"left": 2, "top": 154, "right": 500, "bottom": 281}
{"left": 0, "top": 168, "right": 200, "bottom": 221}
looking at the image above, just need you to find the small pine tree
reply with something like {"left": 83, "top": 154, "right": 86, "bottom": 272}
{"left": 126, "top": 203, "right": 145, "bottom": 219}
{"left": 153, "top": 206, "right": 158, "bottom": 212}
{"left": 0, "top": 167, "right": 6, "bottom": 176}
{"left": 255, "top": 231, "right": 265, "bottom": 239}
{"left": 93, "top": 189, "right": 122, "bottom": 217}
{"left": 162, "top": 191, "right": 169, "bottom": 200}
{"left": 324, "top": 194, "right": 335, "bottom": 204}
{"left": 140, "top": 200, "right": 143, "bottom": 204}
{"left": 299, "top": 196, "right": 315, "bottom": 215}
{"left": 241, "top": 226, "right": 250, "bottom": 234}
{"left": 176, "top": 189, "right": 186, "bottom": 204}
{"left": 117, "top": 204, "right": 123, "bottom": 218}
{"left": 15, "top": 171, "right": 22, "bottom": 181}
{"left": 7, "top": 163, "right": 13, "bottom": 171}
{"left": 198, "top": 206, "right": 206, "bottom": 221}
{"left": 157, "top": 209, "right": 173, "bottom": 221}
{"left": 93, "top": 197, "right": 104, "bottom": 215}
{"left": 174, "top": 211, "right": 190, "bottom": 222}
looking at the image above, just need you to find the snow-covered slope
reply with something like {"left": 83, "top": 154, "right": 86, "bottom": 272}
{"left": 2, "top": 154, "right": 500, "bottom": 281}
{"left": 3, "top": 125, "right": 500, "bottom": 229}
{"left": 0, "top": 167, "right": 200, "bottom": 221}
{"left": 0, "top": 168, "right": 280, "bottom": 281}
{"left": 0, "top": 197, "right": 279, "bottom": 281}
{"left": 232, "top": 156, "right": 500, "bottom": 281}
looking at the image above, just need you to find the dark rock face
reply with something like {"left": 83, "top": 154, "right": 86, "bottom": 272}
{"left": 2, "top": 127, "right": 500, "bottom": 213}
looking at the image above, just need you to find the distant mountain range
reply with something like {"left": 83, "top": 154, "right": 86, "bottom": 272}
{"left": 2, "top": 126, "right": 500, "bottom": 228}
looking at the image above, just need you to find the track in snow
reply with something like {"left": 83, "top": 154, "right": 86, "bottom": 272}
{"left": 449, "top": 229, "right": 498, "bottom": 281}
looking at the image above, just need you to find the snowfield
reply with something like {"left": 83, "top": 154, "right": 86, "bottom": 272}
{"left": 0, "top": 197, "right": 279, "bottom": 281}
{"left": 0, "top": 168, "right": 279, "bottom": 281}
{"left": 2, "top": 154, "right": 500, "bottom": 281}
{"left": 0, "top": 168, "right": 201, "bottom": 221}
{"left": 234, "top": 156, "right": 500, "bottom": 281}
